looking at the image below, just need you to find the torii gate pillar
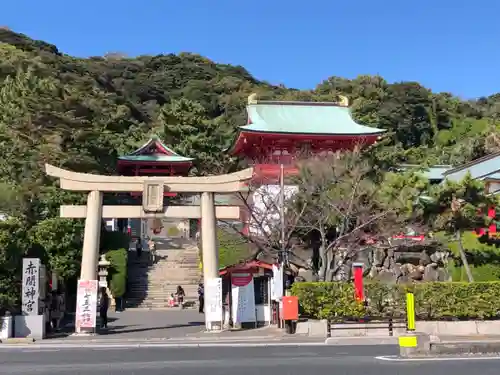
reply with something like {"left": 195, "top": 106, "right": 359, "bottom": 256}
{"left": 201, "top": 192, "right": 218, "bottom": 281}
{"left": 80, "top": 191, "right": 103, "bottom": 281}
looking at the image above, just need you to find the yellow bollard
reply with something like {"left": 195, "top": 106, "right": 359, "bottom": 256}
{"left": 406, "top": 292, "right": 415, "bottom": 331}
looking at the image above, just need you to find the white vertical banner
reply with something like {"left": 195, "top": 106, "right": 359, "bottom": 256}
{"left": 22, "top": 258, "right": 41, "bottom": 316}
{"left": 271, "top": 264, "right": 284, "bottom": 301}
{"left": 75, "top": 280, "right": 98, "bottom": 333}
{"left": 231, "top": 273, "right": 256, "bottom": 323}
{"left": 205, "top": 278, "right": 223, "bottom": 329}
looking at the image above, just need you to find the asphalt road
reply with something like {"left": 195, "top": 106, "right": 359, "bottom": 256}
{"left": 1, "top": 345, "right": 500, "bottom": 375}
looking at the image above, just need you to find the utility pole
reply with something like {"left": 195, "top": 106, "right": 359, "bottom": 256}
{"left": 280, "top": 163, "right": 286, "bottom": 267}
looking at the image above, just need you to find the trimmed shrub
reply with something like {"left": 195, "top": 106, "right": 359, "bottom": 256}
{"left": 105, "top": 248, "right": 128, "bottom": 298}
{"left": 291, "top": 281, "right": 500, "bottom": 321}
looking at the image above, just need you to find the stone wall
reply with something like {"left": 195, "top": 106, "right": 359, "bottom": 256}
{"left": 365, "top": 245, "right": 451, "bottom": 283}
{"left": 295, "top": 241, "right": 452, "bottom": 283}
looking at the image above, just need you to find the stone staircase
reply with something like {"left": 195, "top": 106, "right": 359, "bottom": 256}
{"left": 126, "top": 239, "right": 201, "bottom": 309}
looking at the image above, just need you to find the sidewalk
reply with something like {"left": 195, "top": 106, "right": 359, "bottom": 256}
{"left": 436, "top": 334, "right": 500, "bottom": 342}
{"left": 22, "top": 309, "right": 305, "bottom": 346}
{"left": 1, "top": 332, "right": 327, "bottom": 349}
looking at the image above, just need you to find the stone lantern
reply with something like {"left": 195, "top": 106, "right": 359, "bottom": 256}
{"left": 97, "top": 254, "right": 114, "bottom": 307}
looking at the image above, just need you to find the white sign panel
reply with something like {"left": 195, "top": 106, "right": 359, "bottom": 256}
{"left": 271, "top": 264, "right": 284, "bottom": 301}
{"left": 231, "top": 273, "right": 256, "bottom": 323}
{"left": 75, "top": 280, "right": 98, "bottom": 332}
{"left": 205, "top": 278, "right": 223, "bottom": 324}
{"left": 250, "top": 185, "right": 298, "bottom": 236}
{"left": 22, "top": 258, "right": 40, "bottom": 316}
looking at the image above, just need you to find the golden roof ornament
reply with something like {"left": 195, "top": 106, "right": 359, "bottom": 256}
{"left": 248, "top": 93, "right": 258, "bottom": 104}
{"left": 338, "top": 95, "right": 349, "bottom": 107}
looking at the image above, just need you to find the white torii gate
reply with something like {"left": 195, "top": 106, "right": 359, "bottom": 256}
{"left": 45, "top": 164, "right": 252, "bottom": 332}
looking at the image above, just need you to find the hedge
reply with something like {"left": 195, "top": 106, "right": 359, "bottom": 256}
{"left": 291, "top": 282, "right": 500, "bottom": 321}
{"left": 105, "top": 248, "right": 128, "bottom": 298}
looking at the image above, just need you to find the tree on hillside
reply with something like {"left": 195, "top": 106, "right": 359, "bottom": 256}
{"left": 28, "top": 218, "right": 85, "bottom": 280}
{"left": 216, "top": 175, "right": 308, "bottom": 269}
{"left": 4, "top": 28, "right": 500, "bottom": 289}
{"left": 218, "top": 151, "right": 431, "bottom": 279}
{"left": 418, "top": 175, "right": 498, "bottom": 282}
{"left": 0, "top": 218, "right": 30, "bottom": 312}
{"left": 290, "top": 151, "right": 430, "bottom": 281}
{"left": 157, "top": 98, "right": 235, "bottom": 175}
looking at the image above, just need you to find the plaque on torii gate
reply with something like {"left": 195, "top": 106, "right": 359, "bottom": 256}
{"left": 142, "top": 181, "right": 164, "bottom": 213}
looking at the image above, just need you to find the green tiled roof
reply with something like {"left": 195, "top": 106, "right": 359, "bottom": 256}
{"left": 241, "top": 102, "right": 385, "bottom": 135}
{"left": 119, "top": 155, "right": 193, "bottom": 162}
{"left": 483, "top": 172, "right": 500, "bottom": 180}
{"left": 118, "top": 135, "right": 194, "bottom": 163}
{"left": 444, "top": 152, "right": 500, "bottom": 181}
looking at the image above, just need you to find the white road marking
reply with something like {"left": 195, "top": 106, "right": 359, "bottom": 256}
{"left": 376, "top": 355, "right": 500, "bottom": 362}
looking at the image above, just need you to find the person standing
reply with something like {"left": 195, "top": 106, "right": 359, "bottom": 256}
{"left": 148, "top": 238, "right": 156, "bottom": 264}
{"left": 99, "top": 287, "right": 110, "bottom": 329}
{"left": 197, "top": 283, "right": 204, "bottom": 313}
{"left": 136, "top": 238, "right": 143, "bottom": 259}
{"left": 50, "top": 290, "right": 64, "bottom": 332}
{"left": 176, "top": 285, "right": 185, "bottom": 309}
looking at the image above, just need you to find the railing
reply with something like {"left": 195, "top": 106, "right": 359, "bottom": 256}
{"left": 326, "top": 316, "right": 407, "bottom": 337}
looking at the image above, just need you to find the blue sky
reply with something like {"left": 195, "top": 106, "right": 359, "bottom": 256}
{"left": 3, "top": 0, "right": 500, "bottom": 98}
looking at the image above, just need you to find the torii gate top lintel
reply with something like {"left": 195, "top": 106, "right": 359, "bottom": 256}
{"left": 45, "top": 163, "right": 252, "bottom": 193}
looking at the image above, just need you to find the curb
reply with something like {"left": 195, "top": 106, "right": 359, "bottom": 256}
{"left": 431, "top": 341, "right": 500, "bottom": 355}
{"left": 325, "top": 336, "right": 398, "bottom": 346}
{"left": 0, "top": 338, "right": 36, "bottom": 344}
{"left": 23, "top": 336, "right": 306, "bottom": 346}
{"left": 0, "top": 341, "right": 328, "bottom": 349}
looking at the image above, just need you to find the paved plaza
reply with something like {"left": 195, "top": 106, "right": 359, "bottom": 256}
{"left": 50, "top": 309, "right": 286, "bottom": 342}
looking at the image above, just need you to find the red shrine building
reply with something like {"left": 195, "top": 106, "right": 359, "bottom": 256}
{"left": 227, "top": 94, "right": 385, "bottom": 182}
{"left": 109, "top": 95, "right": 385, "bottom": 238}
{"left": 117, "top": 135, "right": 193, "bottom": 179}
{"left": 112, "top": 136, "right": 195, "bottom": 238}
{"left": 226, "top": 94, "right": 386, "bottom": 236}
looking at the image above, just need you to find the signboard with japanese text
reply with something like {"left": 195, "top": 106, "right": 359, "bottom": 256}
{"left": 271, "top": 264, "right": 284, "bottom": 301}
{"left": 205, "top": 278, "right": 223, "bottom": 325}
{"left": 75, "top": 280, "right": 98, "bottom": 331}
{"left": 231, "top": 273, "right": 256, "bottom": 323}
{"left": 22, "top": 258, "right": 40, "bottom": 316}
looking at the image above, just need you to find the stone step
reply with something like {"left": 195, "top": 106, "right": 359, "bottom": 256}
{"left": 126, "top": 241, "right": 202, "bottom": 310}
{"left": 128, "top": 288, "right": 199, "bottom": 295}
{"left": 126, "top": 300, "right": 198, "bottom": 305}
{"left": 129, "top": 284, "right": 200, "bottom": 289}
{"left": 128, "top": 274, "right": 201, "bottom": 280}
{"left": 129, "top": 285, "right": 200, "bottom": 291}
{"left": 128, "top": 284, "right": 200, "bottom": 289}
{"left": 130, "top": 274, "right": 201, "bottom": 279}
{"left": 125, "top": 305, "right": 198, "bottom": 310}
{"left": 128, "top": 279, "right": 200, "bottom": 290}
{"left": 128, "top": 288, "right": 200, "bottom": 295}
{"left": 133, "top": 275, "right": 201, "bottom": 279}
{"left": 128, "top": 298, "right": 199, "bottom": 303}
{"left": 129, "top": 287, "right": 200, "bottom": 292}
{"left": 129, "top": 278, "right": 201, "bottom": 284}
{"left": 130, "top": 279, "right": 200, "bottom": 283}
